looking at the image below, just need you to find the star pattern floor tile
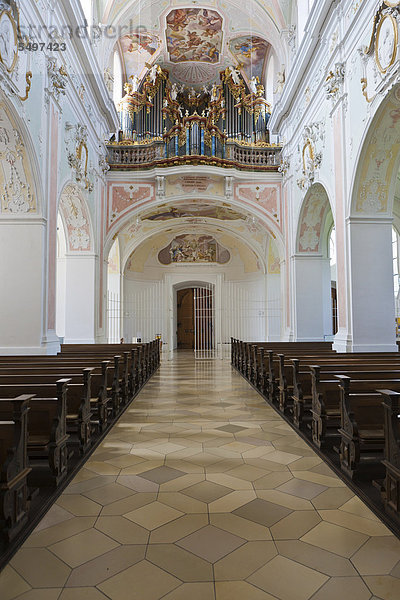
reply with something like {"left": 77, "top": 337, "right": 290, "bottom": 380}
{"left": 1, "top": 351, "right": 400, "bottom": 599}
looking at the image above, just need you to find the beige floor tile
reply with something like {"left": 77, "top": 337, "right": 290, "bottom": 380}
{"left": 256, "top": 490, "right": 314, "bottom": 511}
{"left": 177, "top": 524, "right": 245, "bottom": 563}
{"left": 97, "top": 560, "right": 181, "bottom": 600}
{"left": 32, "top": 504, "right": 74, "bottom": 533}
{"left": 158, "top": 473, "right": 205, "bottom": 491}
{"left": 13, "top": 591, "right": 61, "bottom": 600}
{"left": 253, "top": 471, "right": 292, "bottom": 490}
{"left": 23, "top": 517, "right": 97, "bottom": 548}
{"left": 262, "top": 450, "right": 301, "bottom": 465}
{"left": 210, "top": 513, "right": 272, "bottom": 540}
{"left": 351, "top": 536, "right": 400, "bottom": 575}
{"left": 105, "top": 454, "right": 147, "bottom": 468}
{"left": 55, "top": 495, "right": 102, "bottom": 517}
{"left": 311, "top": 487, "right": 354, "bottom": 509}
{"left": 84, "top": 461, "right": 121, "bottom": 475}
{"left": 63, "top": 475, "right": 116, "bottom": 495}
{"left": 206, "top": 472, "right": 254, "bottom": 490}
{"left": 300, "top": 521, "right": 368, "bottom": 558}
{"left": 214, "top": 540, "right": 277, "bottom": 580}
{"left": 58, "top": 588, "right": 109, "bottom": 599}
{"left": 83, "top": 482, "right": 135, "bottom": 505}
{"left": 147, "top": 543, "right": 214, "bottom": 581}
{"left": 119, "top": 460, "right": 165, "bottom": 475}
{"left": 49, "top": 527, "right": 119, "bottom": 568}
{"left": 208, "top": 490, "right": 257, "bottom": 513}
{"left": 158, "top": 491, "right": 208, "bottom": 513}
{"left": 270, "top": 510, "right": 321, "bottom": 540}
{"left": 225, "top": 464, "right": 268, "bottom": 482}
{"left": 363, "top": 575, "right": 400, "bottom": 600}
{"left": 124, "top": 500, "right": 183, "bottom": 530}
{"left": 161, "top": 582, "right": 215, "bottom": 600}
{"left": 309, "top": 577, "right": 372, "bottom": 600}
{"left": 339, "top": 496, "right": 382, "bottom": 521}
{"left": 65, "top": 545, "right": 146, "bottom": 587}
{"left": 0, "top": 565, "right": 31, "bottom": 600}
{"left": 100, "top": 492, "right": 157, "bottom": 515}
{"left": 11, "top": 548, "right": 71, "bottom": 588}
{"left": 248, "top": 554, "right": 328, "bottom": 600}
{"left": 216, "top": 581, "right": 277, "bottom": 600}
{"left": 276, "top": 539, "right": 358, "bottom": 576}
{"left": 318, "top": 509, "right": 392, "bottom": 537}
{"left": 289, "top": 457, "right": 322, "bottom": 471}
{"left": 149, "top": 513, "right": 209, "bottom": 543}
{"left": 95, "top": 516, "right": 149, "bottom": 544}
{"left": 291, "top": 470, "right": 345, "bottom": 488}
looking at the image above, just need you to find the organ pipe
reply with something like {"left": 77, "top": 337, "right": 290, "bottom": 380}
{"left": 117, "top": 66, "right": 271, "bottom": 158}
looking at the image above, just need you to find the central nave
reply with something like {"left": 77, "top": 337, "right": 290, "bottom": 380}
{"left": 1, "top": 354, "right": 400, "bottom": 600}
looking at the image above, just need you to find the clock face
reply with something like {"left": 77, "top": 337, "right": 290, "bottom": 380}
{"left": 0, "top": 10, "right": 17, "bottom": 72}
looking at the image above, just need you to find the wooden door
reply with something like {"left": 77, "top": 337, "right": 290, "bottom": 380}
{"left": 177, "top": 288, "right": 195, "bottom": 349}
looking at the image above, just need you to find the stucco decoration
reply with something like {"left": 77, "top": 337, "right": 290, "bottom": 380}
{"left": 235, "top": 183, "right": 281, "bottom": 228}
{"left": 297, "top": 122, "right": 324, "bottom": 191}
{"left": 375, "top": 14, "right": 398, "bottom": 73}
{"left": 107, "top": 182, "right": 155, "bottom": 232}
{"left": 0, "top": 102, "right": 36, "bottom": 214}
{"left": 297, "top": 183, "right": 331, "bottom": 253}
{"left": 354, "top": 85, "right": 400, "bottom": 215}
{"left": 59, "top": 184, "right": 92, "bottom": 252}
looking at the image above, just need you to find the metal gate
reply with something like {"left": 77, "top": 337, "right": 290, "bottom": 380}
{"left": 194, "top": 284, "right": 215, "bottom": 359}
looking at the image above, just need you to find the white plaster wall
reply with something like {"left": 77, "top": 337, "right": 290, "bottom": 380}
{"left": 0, "top": 221, "right": 46, "bottom": 353}
{"left": 64, "top": 255, "right": 96, "bottom": 343}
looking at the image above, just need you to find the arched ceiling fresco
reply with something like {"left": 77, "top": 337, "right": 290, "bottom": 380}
{"left": 100, "top": 1, "right": 293, "bottom": 86}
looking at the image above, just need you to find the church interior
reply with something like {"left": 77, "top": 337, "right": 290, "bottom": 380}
{"left": 2, "top": 0, "right": 400, "bottom": 597}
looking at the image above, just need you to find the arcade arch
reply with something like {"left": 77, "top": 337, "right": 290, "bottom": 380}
{"left": 293, "top": 182, "right": 335, "bottom": 341}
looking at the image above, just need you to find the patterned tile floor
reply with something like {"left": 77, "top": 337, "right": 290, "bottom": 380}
{"left": 1, "top": 353, "right": 400, "bottom": 600}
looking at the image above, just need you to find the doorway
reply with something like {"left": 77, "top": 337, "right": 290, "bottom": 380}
{"left": 177, "top": 288, "right": 195, "bottom": 349}
{"left": 176, "top": 286, "right": 215, "bottom": 352}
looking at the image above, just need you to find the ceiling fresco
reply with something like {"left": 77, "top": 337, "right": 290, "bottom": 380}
{"left": 140, "top": 202, "right": 245, "bottom": 221}
{"left": 229, "top": 36, "right": 270, "bottom": 82}
{"left": 158, "top": 234, "right": 230, "bottom": 264}
{"left": 120, "top": 32, "right": 161, "bottom": 81}
{"left": 165, "top": 9, "right": 223, "bottom": 64}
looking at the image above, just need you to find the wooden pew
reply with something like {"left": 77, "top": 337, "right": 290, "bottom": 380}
{"left": 0, "top": 370, "right": 93, "bottom": 454}
{"left": 311, "top": 366, "right": 400, "bottom": 449}
{"left": 379, "top": 389, "right": 400, "bottom": 524}
{"left": 0, "top": 380, "right": 70, "bottom": 486}
{"left": 0, "top": 360, "right": 111, "bottom": 433}
{"left": 0, "top": 395, "right": 33, "bottom": 544}
{"left": 335, "top": 375, "right": 400, "bottom": 479}
{"left": 292, "top": 356, "right": 400, "bottom": 431}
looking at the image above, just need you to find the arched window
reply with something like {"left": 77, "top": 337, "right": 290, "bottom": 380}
{"left": 329, "top": 227, "right": 337, "bottom": 335}
{"left": 266, "top": 54, "right": 274, "bottom": 104}
{"left": 393, "top": 227, "right": 399, "bottom": 297}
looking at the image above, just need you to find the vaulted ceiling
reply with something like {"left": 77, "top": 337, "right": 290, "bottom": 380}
{"left": 99, "top": 0, "right": 293, "bottom": 86}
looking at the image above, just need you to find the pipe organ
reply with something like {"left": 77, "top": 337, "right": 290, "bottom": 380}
{"left": 117, "top": 65, "right": 271, "bottom": 161}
